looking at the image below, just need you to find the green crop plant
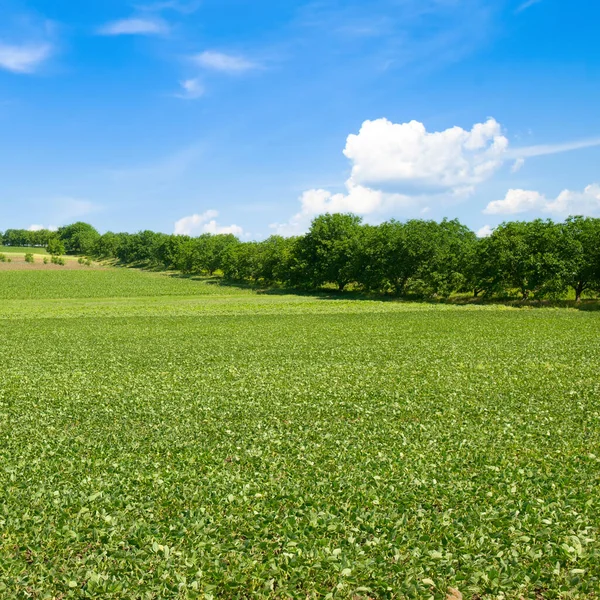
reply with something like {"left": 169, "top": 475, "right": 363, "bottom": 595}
{"left": 0, "top": 268, "right": 598, "bottom": 598}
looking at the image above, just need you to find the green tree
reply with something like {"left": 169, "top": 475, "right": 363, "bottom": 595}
{"left": 173, "top": 234, "right": 240, "bottom": 275}
{"left": 122, "top": 231, "right": 165, "bottom": 264}
{"left": 205, "top": 234, "right": 240, "bottom": 275}
{"left": 155, "top": 235, "right": 191, "bottom": 269}
{"left": 255, "top": 236, "right": 297, "bottom": 284}
{"left": 93, "top": 232, "right": 122, "bottom": 259}
{"left": 114, "top": 233, "right": 136, "bottom": 263}
{"left": 2, "top": 229, "right": 30, "bottom": 246}
{"left": 58, "top": 222, "right": 100, "bottom": 255}
{"left": 399, "top": 219, "right": 446, "bottom": 296}
{"left": 424, "top": 219, "right": 477, "bottom": 298}
{"left": 562, "top": 216, "right": 600, "bottom": 301}
{"left": 466, "top": 236, "right": 497, "bottom": 298}
{"left": 222, "top": 242, "right": 260, "bottom": 281}
{"left": 296, "top": 213, "right": 363, "bottom": 291}
{"left": 484, "top": 220, "right": 570, "bottom": 299}
{"left": 47, "top": 237, "right": 66, "bottom": 256}
{"left": 355, "top": 222, "right": 405, "bottom": 294}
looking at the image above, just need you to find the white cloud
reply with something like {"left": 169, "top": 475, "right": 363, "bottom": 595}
{"left": 476, "top": 224, "right": 494, "bottom": 238}
{"left": 271, "top": 184, "right": 415, "bottom": 236}
{"left": 175, "top": 210, "right": 218, "bottom": 235}
{"left": 28, "top": 224, "right": 57, "bottom": 232}
{"left": 174, "top": 210, "right": 243, "bottom": 236}
{"left": 273, "top": 117, "right": 509, "bottom": 235}
{"left": 202, "top": 220, "right": 244, "bottom": 236}
{"left": 175, "top": 78, "right": 204, "bottom": 99}
{"left": 275, "top": 116, "right": 600, "bottom": 235}
{"left": 484, "top": 184, "right": 600, "bottom": 217}
{"left": 193, "top": 51, "right": 259, "bottom": 73}
{"left": 545, "top": 184, "right": 600, "bottom": 216}
{"left": 98, "top": 18, "right": 168, "bottom": 36}
{"left": 484, "top": 189, "right": 546, "bottom": 215}
{"left": 343, "top": 117, "right": 508, "bottom": 193}
{"left": 0, "top": 43, "right": 52, "bottom": 74}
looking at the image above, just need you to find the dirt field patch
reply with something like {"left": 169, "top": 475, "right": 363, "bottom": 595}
{"left": 0, "top": 255, "right": 99, "bottom": 271}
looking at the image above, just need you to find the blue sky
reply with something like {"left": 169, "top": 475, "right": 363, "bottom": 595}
{"left": 1, "top": 0, "right": 599, "bottom": 238}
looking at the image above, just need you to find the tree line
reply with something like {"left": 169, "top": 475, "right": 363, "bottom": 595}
{"left": 2, "top": 215, "right": 600, "bottom": 301}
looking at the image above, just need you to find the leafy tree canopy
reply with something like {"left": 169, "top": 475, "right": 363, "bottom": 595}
{"left": 58, "top": 222, "right": 100, "bottom": 255}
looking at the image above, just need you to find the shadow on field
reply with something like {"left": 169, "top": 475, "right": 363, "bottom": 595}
{"left": 175, "top": 274, "right": 600, "bottom": 311}
{"left": 111, "top": 261, "right": 600, "bottom": 311}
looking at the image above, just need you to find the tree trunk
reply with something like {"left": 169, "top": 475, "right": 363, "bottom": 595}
{"left": 395, "top": 277, "right": 407, "bottom": 296}
{"left": 575, "top": 281, "right": 585, "bottom": 303}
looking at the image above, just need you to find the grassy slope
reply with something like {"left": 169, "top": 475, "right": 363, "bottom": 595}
{"left": 0, "top": 245, "right": 49, "bottom": 254}
{"left": 0, "top": 269, "right": 599, "bottom": 599}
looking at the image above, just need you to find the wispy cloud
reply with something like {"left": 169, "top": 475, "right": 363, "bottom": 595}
{"left": 335, "top": 21, "right": 391, "bottom": 38}
{"left": 0, "top": 42, "right": 52, "bottom": 74}
{"left": 193, "top": 51, "right": 260, "bottom": 74}
{"left": 109, "top": 144, "right": 204, "bottom": 184}
{"left": 511, "top": 158, "right": 525, "bottom": 173}
{"left": 508, "top": 137, "right": 600, "bottom": 159}
{"left": 54, "top": 198, "right": 101, "bottom": 222}
{"left": 174, "top": 78, "right": 204, "bottom": 100}
{"left": 135, "top": 0, "right": 201, "bottom": 14}
{"left": 98, "top": 18, "right": 169, "bottom": 36}
{"left": 294, "top": 0, "right": 498, "bottom": 75}
{"left": 516, "top": 0, "right": 543, "bottom": 13}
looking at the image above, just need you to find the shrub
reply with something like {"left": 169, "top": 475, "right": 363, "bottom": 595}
{"left": 43, "top": 257, "right": 49, "bottom": 264}
{"left": 47, "top": 237, "right": 66, "bottom": 256}
{"left": 25, "top": 253, "right": 34, "bottom": 263}
{"left": 85, "top": 258, "right": 92, "bottom": 267}
{"left": 78, "top": 257, "right": 85, "bottom": 265}
{"left": 50, "top": 255, "right": 65, "bottom": 266}
{"left": 0, "top": 253, "right": 6, "bottom": 262}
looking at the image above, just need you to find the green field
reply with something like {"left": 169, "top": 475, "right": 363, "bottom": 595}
{"left": 0, "top": 269, "right": 599, "bottom": 599}
{"left": 0, "top": 245, "right": 49, "bottom": 254}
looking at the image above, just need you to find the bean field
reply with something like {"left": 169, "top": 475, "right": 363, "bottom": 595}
{"left": 0, "top": 269, "right": 599, "bottom": 599}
